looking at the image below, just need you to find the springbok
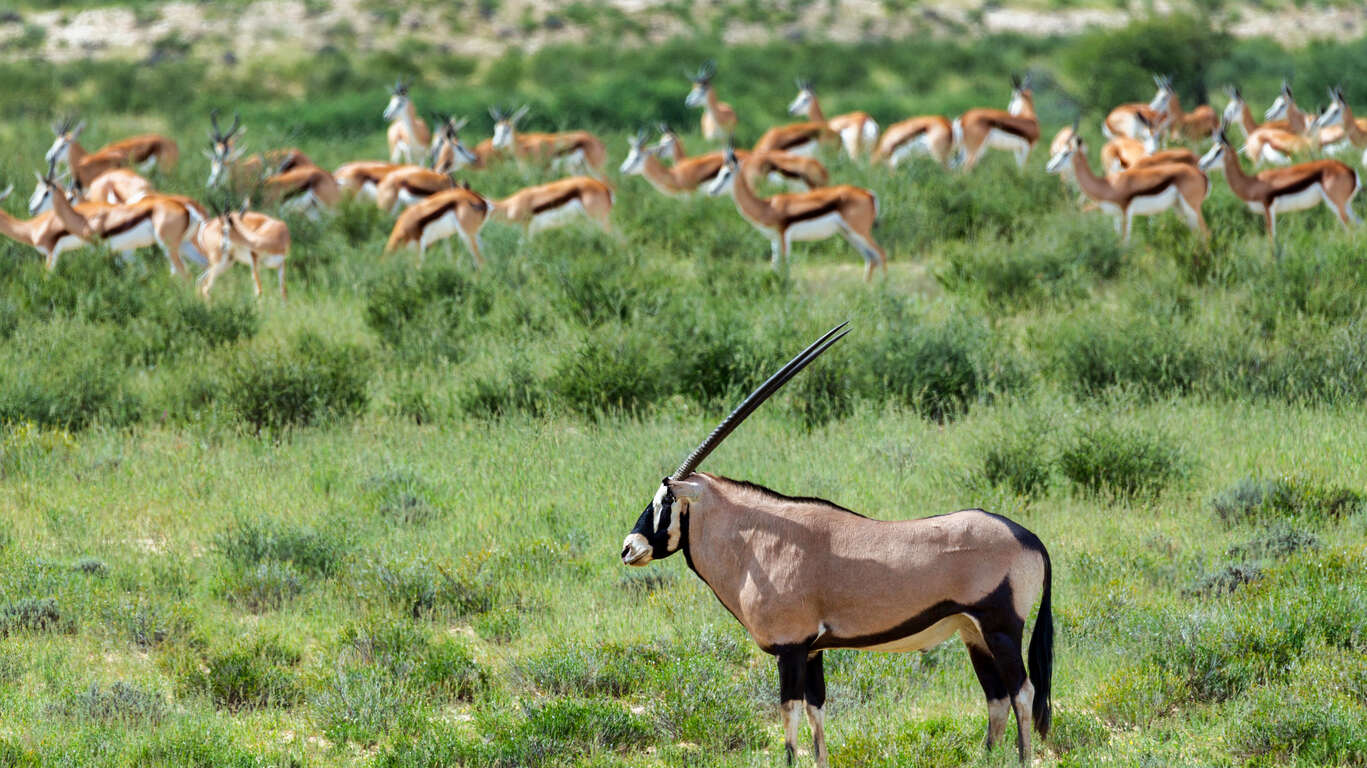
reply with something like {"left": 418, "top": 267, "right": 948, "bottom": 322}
{"left": 334, "top": 161, "right": 404, "bottom": 202}
{"left": 1221, "top": 85, "right": 1312, "bottom": 164}
{"left": 786, "top": 80, "right": 879, "bottom": 159}
{"left": 0, "top": 186, "right": 88, "bottom": 265}
{"left": 1104, "top": 88, "right": 1170, "bottom": 140}
{"left": 489, "top": 106, "right": 608, "bottom": 177}
{"left": 384, "top": 182, "right": 490, "bottom": 267}
{"left": 653, "top": 125, "right": 828, "bottom": 190}
{"left": 685, "top": 61, "right": 738, "bottom": 142}
{"left": 46, "top": 117, "right": 179, "bottom": 181}
{"left": 196, "top": 201, "right": 290, "bottom": 300}
{"left": 1199, "top": 128, "right": 1359, "bottom": 240}
{"left": 83, "top": 168, "right": 154, "bottom": 205}
{"left": 1147, "top": 75, "right": 1218, "bottom": 142}
{"left": 873, "top": 114, "right": 954, "bottom": 168}
{"left": 755, "top": 84, "right": 833, "bottom": 158}
{"left": 487, "top": 176, "right": 614, "bottom": 237}
{"left": 384, "top": 80, "right": 432, "bottom": 164}
{"left": 373, "top": 123, "right": 477, "bottom": 214}
{"left": 429, "top": 114, "right": 479, "bottom": 171}
{"left": 1100, "top": 114, "right": 1161, "bottom": 174}
{"left": 621, "top": 323, "right": 1055, "bottom": 768}
{"left": 204, "top": 111, "right": 311, "bottom": 189}
{"left": 1046, "top": 126, "right": 1209, "bottom": 244}
{"left": 264, "top": 165, "right": 340, "bottom": 217}
{"left": 1313, "top": 86, "right": 1367, "bottom": 164}
{"left": 707, "top": 145, "right": 885, "bottom": 281}
{"left": 953, "top": 75, "right": 1040, "bottom": 170}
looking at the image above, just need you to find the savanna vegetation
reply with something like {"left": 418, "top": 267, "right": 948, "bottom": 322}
{"left": 2, "top": 14, "right": 1367, "bottom": 768}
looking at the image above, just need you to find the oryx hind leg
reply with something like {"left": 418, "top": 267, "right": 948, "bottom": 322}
{"left": 805, "top": 651, "right": 828, "bottom": 768}
{"left": 962, "top": 622, "right": 1011, "bottom": 750}
{"left": 980, "top": 620, "right": 1033, "bottom": 764}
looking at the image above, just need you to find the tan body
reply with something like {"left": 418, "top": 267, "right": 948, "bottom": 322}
{"left": 197, "top": 211, "right": 290, "bottom": 299}
{"left": 52, "top": 132, "right": 179, "bottom": 187}
{"left": 1100, "top": 136, "right": 1154, "bottom": 175}
{"left": 334, "top": 161, "right": 404, "bottom": 201}
{"left": 374, "top": 167, "right": 454, "bottom": 214}
{"left": 0, "top": 189, "right": 90, "bottom": 263}
{"left": 788, "top": 84, "right": 879, "bottom": 159}
{"left": 386, "top": 99, "right": 431, "bottom": 165}
{"left": 1223, "top": 90, "right": 1311, "bottom": 164}
{"left": 210, "top": 146, "right": 312, "bottom": 190}
{"left": 496, "top": 128, "right": 607, "bottom": 177}
{"left": 489, "top": 176, "right": 614, "bottom": 236}
{"left": 873, "top": 116, "right": 954, "bottom": 168}
{"left": 264, "top": 165, "right": 340, "bottom": 215}
{"left": 84, "top": 168, "right": 153, "bottom": 204}
{"left": 655, "top": 127, "right": 827, "bottom": 190}
{"left": 42, "top": 183, "right": 201, "bottom": 276}
{"left": 1162, "top": 97, "right": 1217, "bottom": 142}
{"left": 954, "top": 85, "right": 1039, "bottom": 170}
{"left": 1315, "top": 87, "right": 1367, "bottom": 163}
{"left": 385, "top": 186, "right": 490, "bottom": 267}
{"left": 1201, "top": 138, "right": 1359, "bottom": 239}
{"left": 1049, "top": 137, "right": 1209, "bottom": 244}
{"left": 692, "top": 88, "right": 737, "bottom": 142}
{"left": 1103, "top": 103, "right": 1168, "bottom": 139}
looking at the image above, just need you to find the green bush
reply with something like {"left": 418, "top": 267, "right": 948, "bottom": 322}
{"left": 980, "top": 416, "right": 1053, "bottom": 499}
{"left": 867, "top": 314, "right": 995, "bottom": 422}
{"left": 459, "top": 358, "right": 547, "bottom": 419}
{"left": 1046, "top": 310, "right": 1203, "bottom": 397}
{"left": 553, "top": 334, "right": 670, "bottom": 417}
{"left": 225, "top": 332, "right": 370, "bottom": 433}
{"left": 1238, "top": 688, "right": 1367, "bottom": 766}
{"left": 0, "top": 597, "right": 71, "bottom": 636}
{"left": 53, "top": 681, "right": 166, "bottom": 725}
{"left": 314, "top": 664, "right": 420, "bottom": 745}
{"left": 0, "top": 322, "right": 141, "bottom": 430}
{"left": 1059, "top": 420, "right": 1188, "bottom": 499}
{"left": 214, "top": 516, "right": 347, "bottom": 576}
{"left": 351, "top": 556, "right": 496, "bottom": 619}
{"left": 221, "top": 561, "right": 305, "bottom": 611}
{"left": 1211, "top": 477, "right": 1366, "bottom": 526}
{"left": 184, "top": 636, "right": 302, "bottom": 709}
{"left": 363, "top": 265, "right": 491, "bottom": 362}
{"left": 364, "top": 467, "right": 438, "bottom": 525}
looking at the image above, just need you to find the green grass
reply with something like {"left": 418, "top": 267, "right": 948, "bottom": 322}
{"left": 2, "top": 17, "right": 1367, "bottom": 768}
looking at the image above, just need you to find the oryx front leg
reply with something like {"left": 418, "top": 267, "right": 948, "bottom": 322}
{"left": 776, "top": 646, "right": 808, "bottom": 767}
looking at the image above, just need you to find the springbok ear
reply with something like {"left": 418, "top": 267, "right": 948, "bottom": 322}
{"left": 72, "top": 120, "right": 86, "bottom": 137}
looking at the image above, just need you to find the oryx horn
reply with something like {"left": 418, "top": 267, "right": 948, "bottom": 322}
{"left": 672, "top": 322, "right": 849, "bottom": 480}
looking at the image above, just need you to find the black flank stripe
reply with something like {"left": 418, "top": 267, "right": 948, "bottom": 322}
{"left": 1271, "top": 169, "right": 1325, "bottom": 200}
{"left": 103, "top": 210, "right": 152, "bottom": 238}
{"left": 890, "top": 127, "right": 928, "bottom": 152}
{"left": 988, "top": 119, "right": 1034, "bottom": 141}
{"left": 415, "top": 202, "right": 457, "bottom": 231}
{"left": 785, "top": 200, "right": 840, "bottom": 225}
{"left": 812, "top": 578, "right": 1015, "bottom": 651}
{"left": 779, "top": 132, "right": 818, "bottom": 150}
{"left": 532, "top": 189, "right": 579, "bottom": 214}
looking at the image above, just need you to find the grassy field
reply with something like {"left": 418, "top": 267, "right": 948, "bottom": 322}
{"left": 3, "top": 17, "right": 1367, "bottom": 768}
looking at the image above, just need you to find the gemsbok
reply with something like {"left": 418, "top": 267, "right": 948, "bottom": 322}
{"left": 1313, "top": 86, "right": 1367, "bottom": 164}
{"left": 652, "top": 125, "right": 828, "bottom": 191}
{"left": 487, "top": 176, "right": 614, "bottom": 237}
{"left": 621, "top": 323, "right": 1055, "bottom": 768}
{"left": 685, "top": 61, "right": 738, "bottom": 142}
{"left": 707, "top": 145, "right": 885, "bottom": 280}
{"left": 196, "top": 200, "right": 290, "bottom": 300}
{"left": 1198, "top": 128, "right": 1359, "bottom": 240}
{"left": 1046, "top": 125, "right": 1209, "bottom": 244}
{"left": 384, "top": 80, "right": 432, "bottom": 164}
{"left": 46, "top": 117, "right": 180, "bottom": 187}
{"left": 1147, "top": 75, "right": 1217, "bottom": 142}
{"left": 953, "top": 75, "right": 1040, "bottom": 170}
{"left": 384, "top": 182, "right": 490, "bottom": 267}
{"left": 873, "top": 114, "right": 954, "bottom": 169}
{"left": 488, "top": 106, "right": 608, "bottom": 178}
{"left": 786, "top": 80, "right": 879, "bottom": 159}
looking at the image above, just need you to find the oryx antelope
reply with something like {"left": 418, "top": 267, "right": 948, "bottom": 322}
{"left": 652, "top": 125, "right": 828, "bottom": 191}
{"left": 487, "top": 176, "right": 614, "bottom": 237}
{"left": 46, "top": 117, "right": 180, "bottom": 187}
{"left": 1046, "top": 126, "right": 1209, "bottom": 244}
{"left": 1148, "top": 75, "right": 1218, "bottom": 143}
{"left": 384, "top": 80, "right": 432, "bottom": 164}
{"left": 196, "top": 201, "right": 291, "bottom": 300}
{"left": 953, "top": 75, "right": 1040, "bottom": 170}
{"left": 1198, "top": 128, "right": 1360, "bottom": 240}
{"left": 685, "top": 61, "right": 738, "bottom": 142}
{"left": 384, "top": 182, "right": 490, "bottom": 267}
{"left": 1313, "top": 86, "right": 1367, "bottom": 164}
{"left": 489, "top": 106, "right": 608, "bottom": 178}
{"left": 707, "top": 145, "right": 885, "bottom": 281}
{"left": 872, "top": 114, "right": 954, "bottom": 168}
{"left": 204, "top": 110, "right": 311, "bottom": 189}
{"left": 620, "top": 323, "right": 1055, "bottom": 767}
{"left": 786, "top": 80, "right": 879, "bottom": 159}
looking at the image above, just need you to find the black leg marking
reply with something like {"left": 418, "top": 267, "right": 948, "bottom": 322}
{"left": 805, "top": 651, "right": 826, "bottom": 709}
{"left": 775, "top": 645, "right": 809, "bottom": 768}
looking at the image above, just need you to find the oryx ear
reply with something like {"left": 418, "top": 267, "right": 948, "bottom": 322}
{"left": 664, "top": 476, "right": 703, "bottom": 501}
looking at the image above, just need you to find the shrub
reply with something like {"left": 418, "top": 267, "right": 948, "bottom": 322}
{"left": 524, "top": 698, "right": 652, "bottom": 750}
{"left": 1090, "top": 663, "right": 1188, "bottom": 727}
{"left": 363, "top": 265, "right": 490, "bottom": 362}
{"left": 787, "top": 352, "right": 854, "bottom": 429}
{"left": 458, "top": 359, "right": 546, "bottom": 419}
{"left": 1226, "top": 526, "right": 1319, "bottom": 561}
{"left": 1184, "top": 562, "right": 1262, "bottom": 597}
{"left": 104, "top": 598, "right": 193, "bottom": 648}
{"left": 1059, "top": 420, "right": 1188, "bottom": 499}
{"left": 351, "top": 556, "right": 496, "bottom": 619}
{"left": 127, "top": 295, "right": 259, "bottom": 365}
{"left": 225, "top": 332, "right": 371, "bottom": 433}
{"left": 342, "top": 619, "right": 485, "bottom": 701}
{"left": 314, "top": 664, "right": 420, "bottom": 745}
{"left": 0, "top": 597, "right": 70, "bottom": 636}
{"left": 0, "top": 323, "right": 141, "bottom": 430}
{"left": 867, "top": 315, "right": 994, "bottom": 422}
{"left": 222, "top": 561, "right": 305, "bottom": 611}
{"left": 553, "top": 334, "right": 669, "bottom": 417}
{"left": 53, "top": 681, "right": 166, "bottom": 725}
{"left": 1212, "top": 476, "right": 1366, "bottom": 526}
{"left": 1046, "top": 310, "right": 1203, "bottom": 397}
{"left": 980, "top": 417, "right": 1053, "bottom": 499}
{"left": 214, "top": 516, "right": 347, "bottom": 576}
{"left": 184, "top": 636, "right": 302, "bottom": 709}
{"left": 364, "top": 467, "right": 438, "bottom": 525}
{"left": 1238, "top": 689, "right": 1367, "bottom": 766}
{"left": 1159, "top": 610, "right": 1308, "bottom": 703}
{"left": 518, "top": 642, "right": 650, "bottom": 697}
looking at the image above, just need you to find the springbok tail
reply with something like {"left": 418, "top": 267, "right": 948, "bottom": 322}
{"left": 1027, "top": 547, "right": 1054, "bottom": 739}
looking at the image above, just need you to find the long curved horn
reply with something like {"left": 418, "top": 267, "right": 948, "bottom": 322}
{"left": 673, "top": 322, "right": 850, "bottom": 480}
{"left": 0, "top": 185, "right": 12, "bottom": 203}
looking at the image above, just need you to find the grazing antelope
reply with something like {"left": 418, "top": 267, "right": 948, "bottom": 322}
{"left": 264, "top": 165, "right": 340, "bottom": 217}
{"left": 204, "top": 111, "right": 311, "bottom": 189}
{"left": 1147, "top": 75, "right": 1218, "bottom": 143}
{"left": 786, "top": 80, "right": 879, "bottom": 160}
{"left": 873, "top": 114, "right": 954, "bottom": 169}
{"left": 621, "top": 323, "right": 1055, "bottom": 768}
{"left": 653, "top": 125, "right": 828, "bottom": 190}
{"left": 707, "top": 145, "right": 885, "bottom": 281}
{"left": 1046, "top": 126, "right": 1209, "bottom": 244}
{"left": 84, "top": 168, "right": 154, "bottom": 205}
{"left": 384, "top": 182, "right": 490, "bottom": 267}
{"left": 32, "top": 172, "right": 201, "bottom": 276}
{"left": 953, "top": 75, "right": 1040, "bottom": 170}
{"left": 384, "top": 80, "right": 432, "bottom": 164}
{"left": 1199, "top": 128, "right": 1359, "bottom": 240}
{"left": 196, "top": 201, "right": 290, "bottom": 300}
{"left": 487, "top": 176, "right": 614, "bottom": 237}
{"left": 334, "top": 161, "right": 404, "bottom": 201}
{"left": 0, "top": 185, "right": 89, "bottom": 265}
{"left": 373, "top": 121, "right": 477, "bottom": 214}
{"left": 1100, "top": 115, "right": 1161, "bottom": 175}
{"left": 1313, "top": 86, "right": 1367, "bottom": 163}
{"left": 46, "top": 117, "right": 179, "bottom": 182}
{"left": 489, "top": 106, "right": 608, "bottom": 177}
{"left": 685, "top": 61, "right": 738, "bottom": 142}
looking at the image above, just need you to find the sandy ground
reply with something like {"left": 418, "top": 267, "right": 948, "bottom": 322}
{"left": 0, "top": 0, "right": 1363, "bottom": 63}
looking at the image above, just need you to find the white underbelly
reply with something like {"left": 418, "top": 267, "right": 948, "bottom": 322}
{"left": 1128, "top": 186, "right": 1179, "bottom": 216}
{"left": 782, "top": 141, "right": 818, "bottom": 158}
{"left": 1246, "top": 201, "right": 1266, "bottom": 214}
{"left": 420, "top": 211, "right": 462, "bottom": 246}
{"left": 787, "top": 212, "right": 843, "bottom": 242}
{"left": 1272, "top": 183, "right": 1324, "bottom": 213}
{"left": 1259, "top": 145, "right": 1290, "bottom": 165}
{"left": 105, "top": 220, "right": 156, "bottom": 251}
{"left": 529, "top": 199, "right": 585, "bottom": 233}
{"left": 358, "top": 181, "right": 379, "bottom": 201}
{"left": 1322, "top": 138, "right": 1350, "bottom": 156}
{"left": 52, "top": 235, "right": 87, "bottom": 257}
{"left": 551, "top": 150, "right": 585, "bottom": 171}
{"left": 985, "top": 128, "right": 1029, "bottom": 152}
{"left": 890, "top": 135, "right": 934, "bottom": 165}
{"left": 396, "top": 188, "right": 427, "bottom": 209}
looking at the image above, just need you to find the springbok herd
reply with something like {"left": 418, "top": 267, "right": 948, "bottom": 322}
{"left": 2, "top": 65, "right": 1364, "bottom": 299}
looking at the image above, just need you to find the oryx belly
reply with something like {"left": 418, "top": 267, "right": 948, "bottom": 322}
{"left": 529, "top": 199, "right": 586, "bottom": 233}
{"left": 1271, "top": 183, "right": 1324, "bottom": 213}
{"left": 1127, "top": 186, "right": 1179, "bottom": 217}
{"left": 985, "top": 128, "right": 1030, "bottom": 153}
{"left": 836, "top": 614, "right": 974, "bottom": 653}
{"left": 105, "top": 219, "right": 157, "bottom": 251}
{"left": 786, "top": 213, "right": 843, "bottom": 243}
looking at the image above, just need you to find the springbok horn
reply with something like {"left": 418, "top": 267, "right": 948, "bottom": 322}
{"left": 453, "top": 116, "right": 469, "bottom": 131}
{"left": 673, "top": 322, "right": 850, "bottom": 480}
{"left": 227, "top": 111, "right": 241, "bottom": 139}
{"left": 210, "top": 109, "right": 223, "bottom": 139}
{"left": 0, "top": 185, "right": 12, "bottom": 202}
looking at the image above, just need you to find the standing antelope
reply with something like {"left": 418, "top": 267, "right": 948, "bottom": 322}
{"left": 1313, "top": 86, "right": 1367, "bottom": 164}
{"left": 1104, "top": 85, "right": 1170, "bottom": 140}
{"left": 84, "top": 168, "right": 154, "bottom": 205}
{"left": 384, "top": 80, "right": 432, "bottom": 164}
{"left": 685, "top": 61, "right": 738, "bottom": 142}
{"left": 1147, "top": 75, "right": 1218, "bottom": 142}
{"left": 786, "top": 80, "right": 879, "bottom": 159}
{"left": 1046, "top": 126, "right": 1209, "bottom": 244}
{"left": 873, "top": 114, "right": 954, "bottom": 169}
{"left": 1222, "top": 85, "right": 1312, "bottom": 164}
{"left": 204, "top": 111, "right": 311, "bottom": 189}
{"left": 1199, "top": 128, "right": 1359, "bottom": 240}
{"left": 264, "top": 165, "right": 340, "bottom": 217}
{"left": 1100, "top": 114, "right": 1161, "bottom": 174}
{"left": 373, "top": 119, "right": 477, "bottom": 214}
{"left": 46, "top": 117, "right": 179, "bottom": 181}
{"left": 334, "top": 161, "right": 404, "bottom": 201}
{"left": 196, "top": 201, "right": 290, "bottom": 300}
{"left": 953, "top": 75, "right": 1040, "bottom": 170}
{"left": 653, "top": 125, "right": 828, "bottom": 190}
{"left": 707, "top": 145, "right": 885, "bottom": 281}
{"left": 621, "top": 323, "right": 1054, "bottom": 768}
{"left": 487, "top": 176, "right": 614, "bottom": 237}
{"left": 384, "top": 182, "right": 490, "bottom": 267}
{"left": 0, "top": 185, "right": 89, "bottom": 265}
{"left": 489, "top": 106, "right": 608, "bottom": 177}
{"left": 429, "top": 114, "right": 479, "bottom": 171}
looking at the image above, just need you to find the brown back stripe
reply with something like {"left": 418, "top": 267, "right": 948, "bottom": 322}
{"left": 415, "top": 201, "right": 458, "bottom": 231}
{"left": 103, "top": 210, "right": 152, "bottom": 238}
{"left": 532, "top": 188, "right": 579, "bottom": 214}
{"left": 784, "top": 199, "right": 840, "bottom": 226}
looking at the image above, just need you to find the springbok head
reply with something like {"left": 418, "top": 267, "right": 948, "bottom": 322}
{"left": 383, "top": 79, "right": 412, "bottom": 122}
{"left": 430, "top": 113, "right": 477, "bottom": 169}
{"left": 653, "top": 122, "right": 680, "bottom": 155}
{"left": 490, "top": 105, "right": 529, "bottom": 149}
{"left": 1314, "top": 86, "right": 1347, "bottom": 130}
{"left": 1008, "top": 73, "right": 1034, "bottom": 115}
{"left": 621, "top": 323, "right": 850, "bottom": 566}
{"left": 1044, "top": 119, "right": 1081, "bottom": 174}
{"left": 204, "top": 110, "right": 244, "bottom": 187}
{"left": 685, "top": 60, "right": 717, "bottom": 108}
{"left": 1148, "top": 74, "right": 1176, "bottom": 112}
{"left": 45, "top": 116, "right": 85, "bottom": 167}
{"left": 1221, "top": 85, "right": 1244, "bottom": 126}
{"left": 28, "top": 158, "right": 67, "bottom": 216}
{"left": 787, "top": 78, "right": 815, "bottom": 116}
{"left": 1198, "top": 123, "right": 1232, "bottom": 172}
{"left": 619, "top": 128, "right": 656, "bottom": 175}
{"left": 1264, "top": 79, "right": 1294, "bottom": 122}
{"left": 705, "top": 140, "right": 740, "bottom": 196}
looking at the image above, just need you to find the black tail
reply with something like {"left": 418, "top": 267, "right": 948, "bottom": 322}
{"left": 1027, "top": 546, "right": 1053, "bottom": 739}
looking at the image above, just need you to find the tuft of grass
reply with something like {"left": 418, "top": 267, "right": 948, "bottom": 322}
{"left": 1212, "top": 476, "right": 1366, "bottom": 526}
{"left": 181, "top": 636, "right": 302, "bottom": 710}
{"left": 52, "top": 681, "right": 166, "bottom": 725}
{"left": 1059, "top": 419, "right": 1188, "bottom": 499}
{"left": 225, "top": 332, "right": 371, "bottom": 433}
{"left": 0, "top": 597, "right": 71, "bottom": 636}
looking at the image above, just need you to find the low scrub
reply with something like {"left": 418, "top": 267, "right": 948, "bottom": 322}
{"left": 1045, "top": 310, "right": 1203, "bottom": 398}
{"left": 350, "top": 556, "right": 496, "bottom": 619}
{"left": 1212, "top": 476, "right": 1365, "bottom": 526}
{"left": 979, "top": 416, "right": 1053, "bottom": 499}
{"left": 363, "top": 265, "right": 491, "bottom": 362}
{"left": 553, "top": 334, "right": 670, "bottom": 418}
{"left": 182, "top": 636, "right": 302, "bottom": 709}
{"left": 225, "top": 332, "right": 371, "bottom": 433}
{"left": 867, "top": 314, "right": 999, "bottom": 422}
{"left": 51, "top": 681, "right": 166, "bottom": 725}
{"left": 214, "top": 516, "right": 348, "bottom": 577}
{"left": 1059, "top": 420, "right": 1188, "bottom": 499}
{"left": 0, "top": 597, "right": 72, "bottom": 636}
